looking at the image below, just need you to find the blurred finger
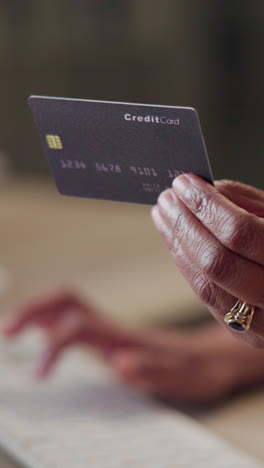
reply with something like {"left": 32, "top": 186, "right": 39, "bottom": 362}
{"left": 111, "top": 349, "right": 177, "bottom": 384}
{"left": 37, "top": 318, "right": 147, "bottom": 377}
{"left": 3, "top": 290, "right": 88, "bottom": 336}
{"left": 111, "top": 350, "right": 215, "bottom": 402}
{"left": 35, "top": 341, "right": 74, "bottom": 378}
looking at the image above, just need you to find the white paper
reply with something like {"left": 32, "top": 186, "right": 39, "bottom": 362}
{"left": 0, "top": 333, "right": 262, "bottom": 468}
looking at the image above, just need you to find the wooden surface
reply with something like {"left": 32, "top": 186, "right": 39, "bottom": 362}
{"left": 0, "top": 178, "right": 263, "bottom": 465}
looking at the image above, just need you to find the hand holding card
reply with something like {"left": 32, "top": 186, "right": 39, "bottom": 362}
{"left": 28, "top": 96, "right": 213, "bottom": 205}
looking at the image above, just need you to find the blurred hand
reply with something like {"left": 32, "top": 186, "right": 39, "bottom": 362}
{"left": 3, "top": 290, "right": 264, "bottom": 402}
{"left": 2, "top": 291, "right": 140, "bottom": 377}
{"left": 151, "top": 175, "right": 264, "bottom": 348}
{"left": 2, "top": 289, "right": 222, "bottom": 401}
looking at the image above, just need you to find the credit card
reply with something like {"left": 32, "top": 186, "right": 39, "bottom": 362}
{"left": 28, "top": 96, "right": 214, "bottom": 205}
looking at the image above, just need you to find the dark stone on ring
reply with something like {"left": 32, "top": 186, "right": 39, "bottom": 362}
{"left": 228, "top": 322, "right": 245, "bottom": 332}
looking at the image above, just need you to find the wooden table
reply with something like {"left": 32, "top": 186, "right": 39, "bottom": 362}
{"left": 1, "top": 178, "right": 263, "bottom": 464}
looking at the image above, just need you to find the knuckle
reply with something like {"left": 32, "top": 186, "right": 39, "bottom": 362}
{"left": 223, "top": 214, "right": 257, "bottom": 253}
{"left": 159, "top": 222, "right": 175, "bottom": 252}
{"left": 169, "top": 212, "right": 186, "bottom": 250}
{"left": 169, "top": 240, "right": 184, "bottom": 260}
{"left": 184, "top": 184, "right": 209, "bottom": 216}
{"left": 56, "top": 289, "right": 76, "bottom": 301}
{"left": 185, "top": 185, "right": 223, "bottom": 230}
{"left": 201, "top": 245, "right": 235, "bottom": 285}
{"left": 54, "top": 290, "right": 83, "bottom": 311}
{"left": 193, "top": 274, "right": 220, "bottom": 308}
{"left": 171, "top": 211, "right": 185, "bottom": 235}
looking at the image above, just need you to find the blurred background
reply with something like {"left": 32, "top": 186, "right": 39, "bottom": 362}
{"left": 0, "top": 0, "right": 263, "bottom": 185}
{"left": 0, "top": 3, "right": 264, "bottom": 464}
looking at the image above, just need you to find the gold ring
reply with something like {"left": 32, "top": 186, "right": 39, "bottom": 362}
{"left": 224, "top": 300, "right": 255, "bottom": 332}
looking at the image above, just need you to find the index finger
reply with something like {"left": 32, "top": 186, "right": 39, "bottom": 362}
{"left": 172, "top": 174, "right": 264, "bottom": 266}
{"left": 2, "top": 290, "right": 84, "bottom": 336}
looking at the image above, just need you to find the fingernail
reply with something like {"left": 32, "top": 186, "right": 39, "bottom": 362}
{"left": 157, "top": 189, "right": 176, "bottom": 211}
{"left": 172, "top": 174, "right": 192, "bottom": 192}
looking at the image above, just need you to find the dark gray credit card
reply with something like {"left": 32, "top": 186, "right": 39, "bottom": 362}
{"left": 28, "top": 96, "right": 214, "bottom": 205}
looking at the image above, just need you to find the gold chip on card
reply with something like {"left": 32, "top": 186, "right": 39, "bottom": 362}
{"left": 45, "top": 134, "right": 63, "bottom": 149}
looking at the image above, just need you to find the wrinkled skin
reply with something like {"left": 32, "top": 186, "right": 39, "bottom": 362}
{"left": 152, "top": 176, "right": 264, "bottom": 349}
